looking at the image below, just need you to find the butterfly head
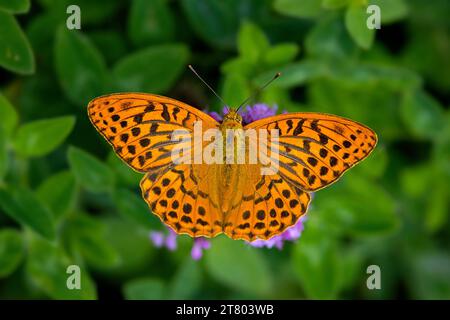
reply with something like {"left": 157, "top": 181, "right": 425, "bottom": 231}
{"left": 221, "top": 109, "right": 243, "bottom": 128}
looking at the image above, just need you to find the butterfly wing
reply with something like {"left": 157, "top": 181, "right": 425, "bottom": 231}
{"left": 88, "top": 93, "right": 222, "bottom": 237}
{"left": 223, "top": 164, "right": 311, "bottom": 241}
{"left": 140, "top": 162, "right": 223, "bottom": 238}
{"left": 88, "top": 93, "right": 218, "bottom": 172}
{"left": 223, "top": 112, "right": 377, "bottom": 241}
{"left": 244, "top": 112, "right": 378, "bottom": 192}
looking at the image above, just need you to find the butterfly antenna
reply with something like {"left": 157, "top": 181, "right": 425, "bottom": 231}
{"left": 236, "top": 72, "right": 281, "bottom": 112}
{"left": 188, "top": 65, "right": 229, "bottom": 112}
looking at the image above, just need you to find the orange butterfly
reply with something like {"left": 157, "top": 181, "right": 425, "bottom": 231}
{"left": 88, "top": 90, "right": 377, "bottom": 242}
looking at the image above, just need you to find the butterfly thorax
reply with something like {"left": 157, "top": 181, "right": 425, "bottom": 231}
{"left": 219, "top": 110, "right": 244, "bottom": 165}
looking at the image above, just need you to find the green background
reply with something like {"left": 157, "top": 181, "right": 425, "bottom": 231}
{"left": 0, "top": 0, "right": 449, "bottom": 299}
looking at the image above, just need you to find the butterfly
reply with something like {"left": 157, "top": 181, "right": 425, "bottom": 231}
{"left": 88, "top": 93, "right": 377, "bottom": 241}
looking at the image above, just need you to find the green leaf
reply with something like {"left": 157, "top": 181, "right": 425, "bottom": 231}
{"left": 113, "top": 44, "right": 189, "bottom": 93}
{"left": 107, "top": 151, "right": 141, "bottom": 187}
{"left": 401, "top": 162, "right": 449, "bottom": 233}
{"left": 238, "top": 22, "right": 269, "bottom": 62}
{"left": 168, "top": 257, "right": 201, "bottom": 299}
{"left": 369, "top": 0, "right": 408, "bottom": 24}
{"left": 400, "top": 90, "right": 445, "bottom": 140}
{"left": 0, "top": 228, "right": 24, "bottom": 278}
{"left": 181, "top": 0, "right": 240, "bottom": 49}
{"left": 345, "top": 5, "right": 375, "bottom": 49}
{"left": 400, "top": 163, "right": 433, "bottom": 198}
{"left": 308, "top": 79, "right": 403, "bottom": 140}
{"left": 260, "top": 86, "right": 295, "bottom": 111}
{"left": 0, "top": 131, "right": 7, "bottom": 181}
{"left": 60, "top": 0, "right": 121, "bottom": 26}
{"left": 221, "top": 74, "right": 250, "bottom": 108}
{"left": 205, "top": 236, "right": 272, "bottom": 296}
{"left": 274, "top": 0, "right": 323, "bottom": 18}
{"left": 317, "top": 175, "right": 399, "bottom": 236}
{"left": 337, "top": 246, "right": 364, "bottom": 290}
{"left": 123, "top": 278, "right": 165, "bottom": 300}
{"left": 13, "top": 116, "right": 75, "bottom": 157}
{"left": 65, "top": 214, "right": 119, "bottom": 268}
{"left": 128, "top": 0, "right": 175, "bottom": 46}
{"left": 27, "top": 235, "right": 97, "bottom": 299}
{"left": 25, "top": 13, "right": 61, "bottom": 66}
{"left": 264, "top": 43, "right": 299, "bottom": 66}
{"left": 322, "top": 0, "right": 349, "bottom": 9}
{"left": 55, "top": 27, "right": 108, "bottom": 106}
{"left": 68, "top": 147, "right": 115, "bottom": 193}
{"left": 0, "top": 11, "right": 34, "bottom": 74}
{"left": 341, "top": 178, "right": 399, "bottom": 235}
{"left": 432, "top": 112, "right": 450, "bottom": 179}
{"left": 255, "top": 60, "right": 325, "bottom": 89}
{"left": 401, "top": 23, "right": 450, "bottom": 92}
{"left": 17, "top": 74, "right": 67, "bottom": 121}
{"left": 37, "top": 0, "right": 121, "bottom": 26}
{"left": 113, "top": 188, "right": 160, "bottom": 230}
{"left": 36, "top": 171, "right": 77, "bottom": 220}
{"left": 88, "top": 30, "right": 127, "bottom": 65}
{"left": 0, "top": 185, "right": 56, "bottom": 240}
{"left": 292, "top": 224, "right": 342, "bottom": 299}
{"left": 409, "top": 251, "right": 450, "bottom": 299}
{"left": 351, "top": 145, "right": 388, "bottom": 179}
{"left": 0, "top": 93, "right": 18, "bottom": 136}
{"left": 305, "top": 15, "right": 357, "bottom": 60}
{"left": 425, "top": 177, "right": 448, "bottom": 233}
{"left": 0, "top": 0, "right": 30, "bottom": 13}
{"left": 95, "top": 217, "right": 156, "bottom": 278}
{"left": 327, "top": 63, "right": 422, "bottom": 91}
{"left": 221, "top": 57, "right": 254, "bottom": 77}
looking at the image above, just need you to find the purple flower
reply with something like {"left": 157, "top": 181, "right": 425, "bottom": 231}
{"left": 240, "top": 103, "right": 278, "bottom": 124}
{"left": 209, "top": 111, "right": 223, "bottom": 122}
{"left": 165, "top": 229, "right": 178, "bottom": 251}
{"left": 210, "top": 104, "right": 279, "bottom": 124}
{"left": 249, "top": 215, "right": 307, "bottom": 250}
{"left": 149, "top": 231, "right": 165, "bottom": 248}
{"left": 191, "top": 238, "right": 211, "bottom": 260}
{"left": 149, "top": 228, "right": 178, "bottom": 251}
{"left": 149, "top": 227, "right": 211, "bottom": 258}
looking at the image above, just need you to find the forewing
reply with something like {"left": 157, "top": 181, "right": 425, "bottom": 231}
{"left": 245, "top": 112, "right": 377, "bottom": 192}
{"left": 88, "top": 93, "right": 219, "bottom": 172}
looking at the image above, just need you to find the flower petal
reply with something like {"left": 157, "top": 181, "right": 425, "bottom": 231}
{"left": 165, "top": 229, "right": 178, "bottom": 251}
{"left": 149, "top": 231, "right": 165, "bottom": 248}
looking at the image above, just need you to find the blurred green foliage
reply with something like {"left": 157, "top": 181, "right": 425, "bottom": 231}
{"left": 0, "top": 0, "right": 449, "bottom": 300}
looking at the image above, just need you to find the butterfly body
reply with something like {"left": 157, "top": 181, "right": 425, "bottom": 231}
{"left": 88, "top": 93, "right": 377, "bottom": 241}
{"left": 217, "top": 111, "right": 242, "bottom": 211}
